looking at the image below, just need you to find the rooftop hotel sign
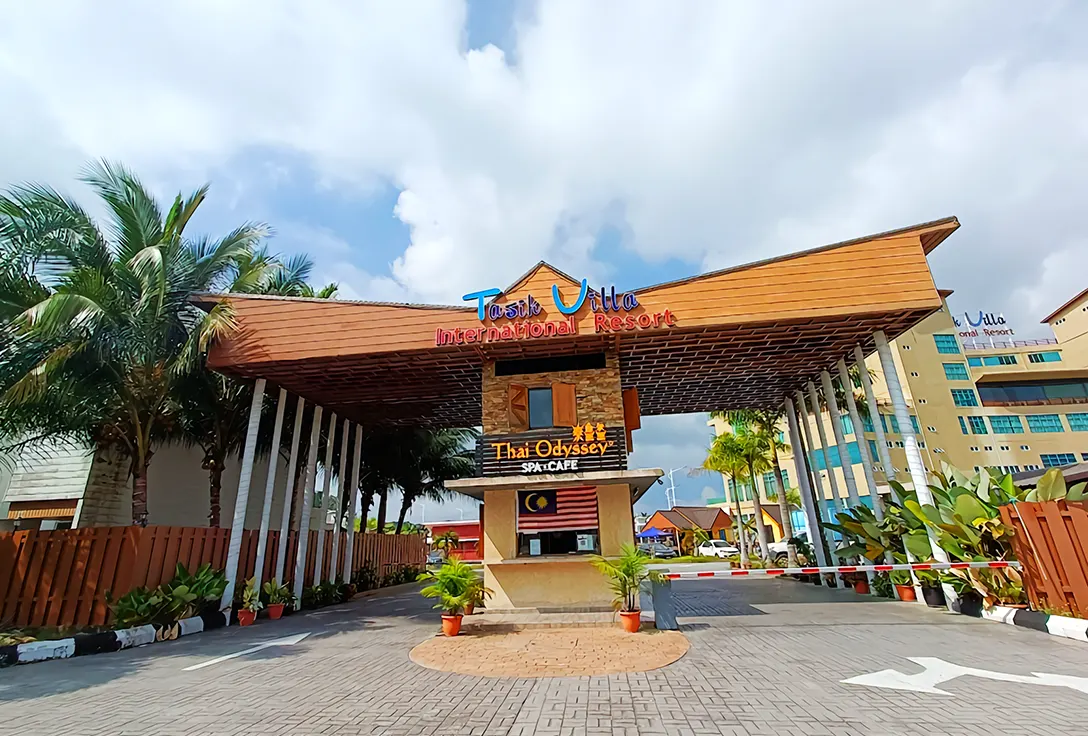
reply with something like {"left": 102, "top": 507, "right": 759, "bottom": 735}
{"left": 435, "top": 279, "right": 676, "bottom": 346}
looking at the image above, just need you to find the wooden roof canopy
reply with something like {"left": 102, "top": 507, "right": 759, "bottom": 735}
{"left": 203, "top": 217, "right": 959, "bottom": 427}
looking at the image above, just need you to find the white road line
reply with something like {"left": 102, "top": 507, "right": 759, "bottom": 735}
{"left": 182, "top": 632, "right": 310, "bottom": 671}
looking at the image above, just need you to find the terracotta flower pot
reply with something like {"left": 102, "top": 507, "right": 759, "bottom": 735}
{"left": 895, "top": 584, "right": 917, "bottom": 602}
{"left": 853, "top": 579, "right": 870, "bottom": 595}
{"left": 267, "top": 603, "right": 285, "bottom": 620}
{"left": 619, "top": 610, "right": 641, "bottom": 633}
{"left": 237, "top": 609, "right": 257, "bottom": 626}
{"left": 464, "top": 603, "right": 475, "bottom": 616}
{"left": 441, "top": 614, "right": 463, "bottom": 637}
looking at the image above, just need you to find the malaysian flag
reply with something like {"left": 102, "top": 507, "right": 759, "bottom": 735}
{"left": 517, "top": 487, "right": 599, "bottom": 532}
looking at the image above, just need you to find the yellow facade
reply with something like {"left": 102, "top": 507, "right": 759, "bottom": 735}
{"left": 712, "top": 287, "right": 1088, "bottom": 519}
{"left": 482, "top": 484, "right": 634, "bottom": 610}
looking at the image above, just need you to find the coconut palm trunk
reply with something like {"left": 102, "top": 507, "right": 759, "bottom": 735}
{"left": 770, "top": 448, "right": 798, "bottom": 567}
{"left": 376, "top": 488, "right": 389, "bottom": 533}
{"left": 729, "top": 475, "right": 749, "bottom": 567}
{"left": 746, "top": 459, "right": 771, "bottom": 559}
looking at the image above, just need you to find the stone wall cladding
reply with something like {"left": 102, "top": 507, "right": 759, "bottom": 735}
{"left": 482, "top": 349, "right": 624, "bottom": 434}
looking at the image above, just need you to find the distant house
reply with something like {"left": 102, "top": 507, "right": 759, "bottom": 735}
{"left": 424, "top": 519, "right": 482, "bottom": 561}
{"left": 643, "top": 506, "right": 732, "bottom": 552}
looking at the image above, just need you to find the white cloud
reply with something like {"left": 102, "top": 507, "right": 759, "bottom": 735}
{"left": 2, "top": 0, "right": 1084, "bottom": 324}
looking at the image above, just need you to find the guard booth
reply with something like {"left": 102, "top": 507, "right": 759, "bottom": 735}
{"left": 205, "top": 217, "right": 960, "bottom": 614}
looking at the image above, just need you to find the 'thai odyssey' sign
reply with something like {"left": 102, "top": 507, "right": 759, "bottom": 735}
{"left": 435, "top": 278, "right": 676, "bottom": 346}
{"left": 478, "top": 426, "right": 626, "bottom": 476}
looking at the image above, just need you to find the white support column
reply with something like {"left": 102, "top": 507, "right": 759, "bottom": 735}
{"left": 293, "top": 405, "right": 323, "bottom": 601}
{"left": 330, "top": 417, "right": 350, "bottom": 582}
{"left": 855, "top": 344, "right": 896, "bottom": 485}
{"left": 874, "top": 329, "right": 957, "bottom": 608}
{"left": 820, "top": 369, "right": 861, "bottom": 508}
{"left": 344, "top": 424, "right": 363, "bottom": 581}
{"left": 274, "top": 396, "right": 305, "bottom": 584}
{"left": 795, "top": 390, "right": 838, "bottom": 564}
{"left": 806, "top": 380, "right": 844, "bottom": 514}
{"left": 220, "top": 378, "right": 266, "bottom": 614}
{"left": 313, "top": 412, "right": 338, "bottom": 583}
{"left": 838, "top": 359, "right": 882, "bottom": 519}
{"left": 252, "top": 387, "right": 287, "bottom": 591}
{"left": 785, "top": 396, "right": 827, "bottom": 567}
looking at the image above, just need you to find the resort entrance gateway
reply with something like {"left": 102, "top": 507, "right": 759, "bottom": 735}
{"left": 204, "top": 217, "right": 961, "bottom": 612}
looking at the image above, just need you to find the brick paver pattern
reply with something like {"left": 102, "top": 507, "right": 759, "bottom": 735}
{"left": 411, "top": 628, "right": 689, "bottom": 677}
{"left": 2, "top": 578, "right": 1088, "bottom": 734}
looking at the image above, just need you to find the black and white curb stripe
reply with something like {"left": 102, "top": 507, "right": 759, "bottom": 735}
{"left": 0, "top": 610, "right": 227, "bottom": 667}
{"left": 982, "top": 605, "right": 1088, "bottom": 643}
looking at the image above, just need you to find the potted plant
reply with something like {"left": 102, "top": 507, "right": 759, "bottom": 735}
{"left": 915, "top": 569, "right": 946, "bottom": 608}
{"left": 591, "top": 543, "right": 663, "bottom": 633}
{"left": 418, "top": 556, "right": 476, "bottom": 636}
{"left": 261, "top": 579, "right": 294, "bottom": 619}
{"left": 463, "top": 577, "right": 494, "bottom": 616}
{"left": 238, "top": 577, "right": 263, "bottom": 626}
{"left": 889, "top": 570, "right": 916, "bottom": 601}
{"left": 849, "top": 573, "right": 870, "bottom": 595}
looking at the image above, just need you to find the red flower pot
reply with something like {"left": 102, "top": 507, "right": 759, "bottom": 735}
{"left": 619, "top": 610, "right": 641, "bottom": 633}
{"left": 464, "top": 603, "right": 475, "bottom": 616}
{"left": 267, "top": 603, "right": 285, "bottom": 620}
{"left": 237, "top": 609, "right": 257, "bottom": 626}
{"left": 895, "top": 584, "right": 917, "bottom": 602}
{"left": 853, "top": 579, "right": 870, "bottom": 595}
{"left": 441, "top": 614, "right": 463, "bottom": 637}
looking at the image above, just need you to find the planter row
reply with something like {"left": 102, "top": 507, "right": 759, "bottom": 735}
{"left": 0, "top": 610, "right": 227, "bottom": 667}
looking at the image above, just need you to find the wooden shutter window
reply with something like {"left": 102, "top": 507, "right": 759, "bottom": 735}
{"left": 552, "top": 382, "right": 577, "bottom": 427}
{"left": 508, "top": 384, "right": 529, "bottom": 431}
{"left": 622, "top": 387, "right": 641, "bottom": 452}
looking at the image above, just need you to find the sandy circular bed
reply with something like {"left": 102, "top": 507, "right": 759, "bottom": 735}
{"left": 409, "top": 626, "right": 689, "bottom": 678}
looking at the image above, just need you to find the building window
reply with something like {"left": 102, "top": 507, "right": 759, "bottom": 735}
{"left": 1067, "top": 413, "right": 1088, "bottom": 432}
{"left": 527, "top": 387, "right": 554, "bottom": 429}
{"left": 983, "top": 355, "right": 1018, "bottom": 366}
{"left": 943, "top": 363, "right": 970, "bottom": 380}
{"left": 927, "top": 425, "right": 938, "bottom": 432}
{"left": 1028, "top": 351, "right": 1062, "bottom": 363}
{"left": 968, "top": 416, "right": 988, "bottom": 435}
{"left": 951, "top": 389, "right": 979, "bottom": 407}
{"left": 934, "top": 335, "right": 961, "bottom": 354}
{"left": 841, "top": 415, "right": 854, "bottom": 435}
{"left": 959, "top": 416, "right": 969, "bottom": 435}
{"left": 895, "top": 440, "right": 905, "bottom": 448}
{"left": 918, "top": 441, "right": 926, "bottom": 448}
{"left": 911, "top": 371, "right": 919, "bottom": 377}
{"left": 1000, "top": 445, "right": 1010, "bottom": 451}
{"left": 910, "top": 415, "right": 920, "bottom": 433}
{"left": 989, "top": 416, "right": 1024, "bottom": 434}
{"left": 983, "top": 445, "right": 993, "bottom": 451}
{"left": 1027, "top": 414, "right": 1064, "bottom": 433}
{"left": 967, "top": 356, "right": 983, "bottom": 367}
{"left": 881, "top": 414, "right": 901, "bottom": 433}
{"left": 918, "top": 399, "right": 927, "bottom": 405}
{"left": 970, "top": 446, "right": 979, "bottom": 452}
{"left": 1040, "top": 453, "right": 1077, "bottom": 468}
{"left": 933, "top": 448, "right": 945, "bottom": 454}
{"left": 903, "top": 345, "right": 912, "bottom": 350}
{"left": 1020, "top": 444, "right": 1031, "bottom": 451}
{"left": 861, "top": 414, "right": 874, "bottom": 433}
{"left": 1083, "top": 453, "right": 1088, "bottom": 462}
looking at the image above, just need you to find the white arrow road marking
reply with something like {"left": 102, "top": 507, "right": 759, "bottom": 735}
{"left": 183, "top": 632, "right": 310, "bottom": 671}
{"left": 843, "top": 657, "right": 1088, "bottom": 696}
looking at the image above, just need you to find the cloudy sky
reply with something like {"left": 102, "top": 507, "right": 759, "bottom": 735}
{"left": 3, "top": 1, "right": 1085, "bottom": 517}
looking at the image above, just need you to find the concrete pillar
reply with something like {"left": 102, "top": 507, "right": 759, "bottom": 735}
{"left": 838, "top": 358, "right": 882, "bottom": 518}
{"left": 343, "top": 424, "right": 362, "bottom": 582}
{"left": 330, "top": 417, "right": 350, "bottom": 582}
{"left": 806, "top": 381, "right": 844, "bottom": 514}
{"left": 873, "top": 330, "right": 956, "bottom": 607}
{"left": 785, "top": 396, "right": 828, "bottom": 567}
{"left": 795, "top": 389, "right": 838, "bottom": 564}
{"left": 220, "top": 378, "right": 266, "bottom": 614}
{"left": 252, "top": 387, "right": 287, "bottom": 590}
{"left": 314, "top": 412, "right": 338, "bottom": 583}
{"left": 820, "top": 369, "right": 861, "bottom": 508}
{"left": 293, "top": 405, "right": 323, "bottom": 601}
{"left": 274, "top": 396, "right": 305, "bottom": 585}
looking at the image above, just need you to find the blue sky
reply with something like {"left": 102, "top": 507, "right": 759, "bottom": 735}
{"left": 3, "top": 1, "right": 1086, "bottom": 520}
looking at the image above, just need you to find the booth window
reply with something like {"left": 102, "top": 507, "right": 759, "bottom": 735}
{"left": 508, "top": 382, "right": 578, "bottom": 431}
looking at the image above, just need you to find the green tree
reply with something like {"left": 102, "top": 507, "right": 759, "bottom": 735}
{"left": 390, "top": 428, "right": 478, "bottom": 534}
{"left": 698, "top": 432, "right": 752, "bottom": 566}
{"left": 433, "top": 530, "right": 460, "bottom": 551}
{"left": 0, "top": 162, "right": 268, "bottom": 525}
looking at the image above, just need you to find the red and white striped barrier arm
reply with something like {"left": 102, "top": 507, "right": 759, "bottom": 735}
{"left": 661, "top": 560, "right": 1020, "bottom": 579}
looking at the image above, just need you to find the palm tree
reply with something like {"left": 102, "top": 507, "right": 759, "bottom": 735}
{"left": 698, "top": 433, "right": 752, "bottom": 566}
{"left": 0, "top": 161, "right": 268, "bottom": 525}
{"left": 734, "top": 428, "right": 773, "bottom": 560}
{"left": 434, "top": 530, "right": 459, "bottom": 552}
{"left": 720, "top": 408, "right": 797, "bottom": 566}
{"left": 391, "top": 428, "right": 478, "bottom": 534}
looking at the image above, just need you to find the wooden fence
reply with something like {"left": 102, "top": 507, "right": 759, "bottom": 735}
{"left": 1000, "top": 500, "right": 1088, "bottom": 618}
{"left": 0, "top": 526, "right": 427, "bottom": 629}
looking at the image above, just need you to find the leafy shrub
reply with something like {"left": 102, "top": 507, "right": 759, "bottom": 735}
{"left": 108, "top": 563, "right": 228, "bottom": 627}
{"left": 352, "top": 563, "right": 378, "bottom": 591}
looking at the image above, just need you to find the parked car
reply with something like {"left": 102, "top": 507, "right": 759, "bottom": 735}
{"left": 638, "top": 542, "right": 678, "bottom": 558}
{"left": 426, "top": 550, "right": 446, "bottom": 566}
{"left": 696, "top": 539, "right": 739, "bottom": 558}
{"left": 768, "top": 531, "right": 809, "bottom": 564}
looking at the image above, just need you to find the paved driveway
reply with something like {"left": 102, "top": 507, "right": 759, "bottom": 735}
{"left": 2, "top": 579, "right": 1088, "bottom": 735}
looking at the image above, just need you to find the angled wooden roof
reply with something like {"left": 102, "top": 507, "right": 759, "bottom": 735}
{"left": 205, "top": 217, "right": 958, "bottom": 426}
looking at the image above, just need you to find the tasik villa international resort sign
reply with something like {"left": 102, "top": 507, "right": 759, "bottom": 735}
{"left": 435, "top": 280, "right": 677, "bottom": 346}
{"left": 480, "top": 425, "right": 625, "bottom": 476}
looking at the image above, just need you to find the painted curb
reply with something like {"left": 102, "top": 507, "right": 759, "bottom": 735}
{"left": 982, "top": 605, "right": 1088, "bottom": 643}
